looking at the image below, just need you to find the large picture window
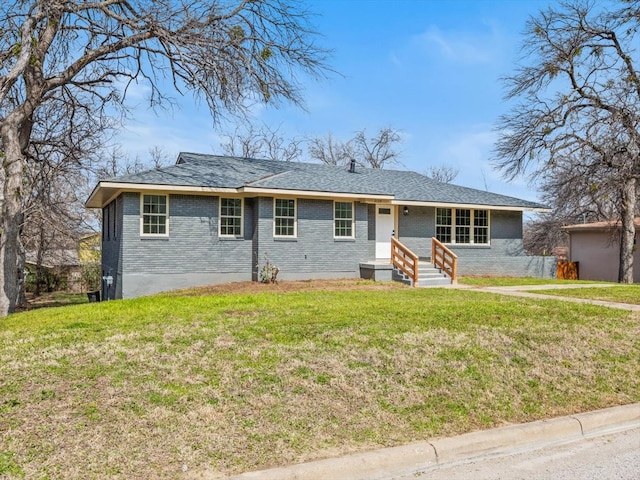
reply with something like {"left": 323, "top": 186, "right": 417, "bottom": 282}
{"left": 141, "top": 194, "right": 168, "bottom": 236}
{"left": 436, "top": 208, "right": 489, "bottom": 245}
{"left": 274, "top": 198, "right": 296, "bottom": 237}
{"left": 219, "top": 198, "right": 243, "bottom": 236}
{"left": 334, "top": 201, "right": 354, "bottom": 238}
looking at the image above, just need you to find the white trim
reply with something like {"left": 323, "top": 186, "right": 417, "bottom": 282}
{"left": 218, "top": 197, "right": 244, "bottom": 237}
{"left": 273, "top": 198, "right": 297, "bottom": 238}
{"left": 242, "top": 186, "right": 393, "bottom": 201}
{"left": 333, "top": 201, "right": 355, "bottom": 239}
{"left": 140, "top": 193, "right": 170, "bottom": 237}
{"left": 435, "top": 207, "right": 491, "bottom": 246}
{"left": 86, "top": 182, "right": 238, "bottom": 208}
{"left": 392, "top": 200, "right": 549, "bottom": 213}
{"left": 87, "top": 181, "right": 547, "bottom": 213}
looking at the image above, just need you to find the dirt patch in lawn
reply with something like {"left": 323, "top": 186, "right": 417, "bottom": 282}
{"left": 172, "top": 278, "right": 408, "bottom": 296}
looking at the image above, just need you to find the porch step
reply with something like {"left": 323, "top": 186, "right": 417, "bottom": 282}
{"left": 392, "top": 261, "right": 452, "bottom": 287}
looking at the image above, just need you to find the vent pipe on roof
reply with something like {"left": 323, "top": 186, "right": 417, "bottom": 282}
{"left": 349, "top": 159, "right": 356, "bottom": 173}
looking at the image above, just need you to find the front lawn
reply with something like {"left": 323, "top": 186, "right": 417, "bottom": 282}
{"left": 459, "top": 276, "right": 602, "bottom": 287}
{"left": 1, "top": 284, "right": 638, "bottom": 479}
{"left": 534, "top": 285, "right": 640, "bottom": 305}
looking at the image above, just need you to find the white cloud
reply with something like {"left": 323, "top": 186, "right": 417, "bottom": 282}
{"left": 113, "top": 108, "right": 225, "bottom": 163}
{"left": 437, "top": 127, "right": 537, "bottom": 201}
{"left": 416, "top": 22, "right": 501, "bottom": 65}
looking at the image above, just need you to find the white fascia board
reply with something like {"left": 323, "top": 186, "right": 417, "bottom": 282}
{"left": 390, "top": 200, "right": 551, "bottom": 213}
{"left": 240, "top": 186, "right": 394, "bottom": 201}
{"left": 85, "top": 182, "right": 239, "bottom": 208}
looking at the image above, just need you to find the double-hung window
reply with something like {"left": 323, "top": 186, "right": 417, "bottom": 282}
{"left": 334, "top": 201, "right": 354, "bottom": 238}
{"left": 219, "top": 198, "right": 243, "bottom": 236}
{"left": 435, "top": 208, "right": 452, "bottom": 243}
{"left": 274, "top": 199, "right": 296, "bottom": 237}
{"left": 436, "top": 208, "right": 489, "bottom": 245}
{"left": 474, "top": 209, "right": 489, "bottom": 244}
{"left": 141, "top": 194, "right": 168, "bottom": 236}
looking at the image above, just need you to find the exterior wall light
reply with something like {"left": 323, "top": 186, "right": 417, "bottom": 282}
{"left": 403, "top": 206, "right": 409, "bottom": 216}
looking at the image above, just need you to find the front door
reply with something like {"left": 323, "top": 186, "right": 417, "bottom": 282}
{"left": 375, "top": 205, "right": 395, "bottom": 259}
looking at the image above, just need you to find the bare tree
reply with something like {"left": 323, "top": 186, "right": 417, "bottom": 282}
{"left": 12, "top": 93, "right": 110, "bottom": 305}
{"left": 352, "top": 128, "right": 401, "bottom": 169}
{"left": 494, "top": 0, "right": 640, "bottom": 283}
{"left": 221, "top": 124, "right": 303, "bottom": 162}
{"left": 308, "top": 127, "right": 402, "bottom": 169}
{"left": 523, "top": 214, "right": 568, "bottom": 257}
{"left": 148, "top": 146, "right": 171, "bottom": 170}
{"left": 0, "top": 0, "right": 328, "bottom": 316}
{"left": 307, "top": 133, "right": 353, "bottom": 166}
{"left": 427, "top": 164, "right": 459, "bottom": 184}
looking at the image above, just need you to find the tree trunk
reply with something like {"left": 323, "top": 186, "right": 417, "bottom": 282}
{"left": 16, "top": 240, "right": 27, "bottom": 310}
{"left": 0, "top": 124, "right": 26, "bottom": 317}
{"left": 618, "top": 176, "right": 636, "bottom": 283}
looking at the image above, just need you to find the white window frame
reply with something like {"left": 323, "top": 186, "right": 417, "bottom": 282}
{"left": 140, "top": 194, "right": 169, "bottom": 237}
{"left": 334, "top": 201, "right": 355, "bottom": 238}
{"left": 219, "top": 197, "right": 244, "bottom": 237}
{"left": 273, "top": 198, "right": 297, "bottom": 237}
{"left": 435, "top": 208, "right": 490, "bottom": 245}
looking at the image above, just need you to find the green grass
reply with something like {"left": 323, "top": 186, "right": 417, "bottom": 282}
{"left": 534, "top": 285, "right": 640, "bottom": 304}
{"left": 24, "top": 292, "right": 89, "bottom": 309}
{"left": 459, "top": 276, "right": 604, "bottom": 287}
{"left": 1, "top": 286, "right": 638, "bottom": 479}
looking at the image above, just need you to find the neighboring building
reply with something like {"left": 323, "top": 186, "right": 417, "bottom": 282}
{"left": 562, "top": 219, "right": 640, "bottom": 282}
{"left": 78, "top": 232, "right": 101, "bottom": 264}
{"left": 25, "top": 249, "right": 82, "bottom": 293}
{"left": 25, "top": 232, "right": 101, "bottom": 294}
{"left": 86, "top": 153, "right": 554, "bottom": 299}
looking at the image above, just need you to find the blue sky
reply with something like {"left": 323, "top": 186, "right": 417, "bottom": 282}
{"left": 116, "top": 0, "right": 555, "bottom": 202}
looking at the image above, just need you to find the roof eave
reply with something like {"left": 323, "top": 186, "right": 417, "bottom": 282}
{"left": 85, "top": 181, "right": 548, "bottom": 212}
{"left": 240, "top": 186, "right": 394, "bottom": 200}
{"left": 392, "top": 200, "right": 550, "bottom": 212}
{"left": 85, "top": 182, "right": 239, "bottom": 208}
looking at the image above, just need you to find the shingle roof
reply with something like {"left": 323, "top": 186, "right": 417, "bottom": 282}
{"left": 562, "top": 218, "right": 640, "bottom": 231}
{"left": 97, "top": 152, "right": 547, "bottom": 210}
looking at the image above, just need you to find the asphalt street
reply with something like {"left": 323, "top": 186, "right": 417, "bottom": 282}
{"left": 393, "top": 427, "right": 640, "bottom": 480}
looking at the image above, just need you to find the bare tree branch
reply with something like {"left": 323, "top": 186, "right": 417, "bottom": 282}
{"left": 494, "top": 0, "right": 639, "bottom": 283}
{"left": 0, "top": 0, "right": 331, "bottom": 315}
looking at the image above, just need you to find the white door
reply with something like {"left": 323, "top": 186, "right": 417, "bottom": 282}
{"left": 375, "top": 205, "right": 395, "bottom": 259}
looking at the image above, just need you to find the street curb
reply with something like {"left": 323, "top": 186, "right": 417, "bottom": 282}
{"left": 223, "top": 403, "right": 640, "bottom": 480}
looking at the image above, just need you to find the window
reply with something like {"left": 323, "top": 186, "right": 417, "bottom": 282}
{"left": 334, "top": 201, "right": 354, "bottom": 238}
{"left": 474, "top": 209, "right": 489, "bottom": 244}
{"left": 435, "top": 208, "right": 452, "bottom": 243}
{"left": 274, "top": 199, "right": 296, "bottom": 237}
{"left": 455, "top": 209, "right": 471, "bottom": 243}
{"left": 141, "top": 194, "right": 168, "bottom": 235}
{"left": 436, "top": 208, "right": 489, "bottom": 245}
{"left": 219, "top": 198, "right": 243, "bottom": 236}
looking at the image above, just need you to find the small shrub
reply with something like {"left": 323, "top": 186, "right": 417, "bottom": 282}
{"left": 256, "top": 253, "right": 279, "bottom": 283}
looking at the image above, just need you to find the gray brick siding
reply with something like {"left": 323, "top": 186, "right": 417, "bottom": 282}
{"left": 104, "top": 194, "right": 551, "bottom": 299}
{"left": 120, "top": 193, "right": 254, "bottom": 275}
{"left": 106, "top": 193, "right": 376, "bottom": 297}
{"left": 101, "top": 195, "right": 123, "bottom": 300}
{"left": 254, "top": 197, "right": 373, "bottom": 281}
{"left": 397, "top": 207, "right": 554, "bottom": 278}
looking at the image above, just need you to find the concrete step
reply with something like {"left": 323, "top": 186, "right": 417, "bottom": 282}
{"left": 416, "top": 276, "right": 452, "bottom": 287}
{"left": 393, "top": 261, "right": 452, "bottom": 287}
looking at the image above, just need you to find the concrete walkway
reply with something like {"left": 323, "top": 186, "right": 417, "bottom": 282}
{"left": 223, "top": 404, "right": 639, "bottom": 480}
{"left": 455, "top": 283, "right": 640, "bottom": 312}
